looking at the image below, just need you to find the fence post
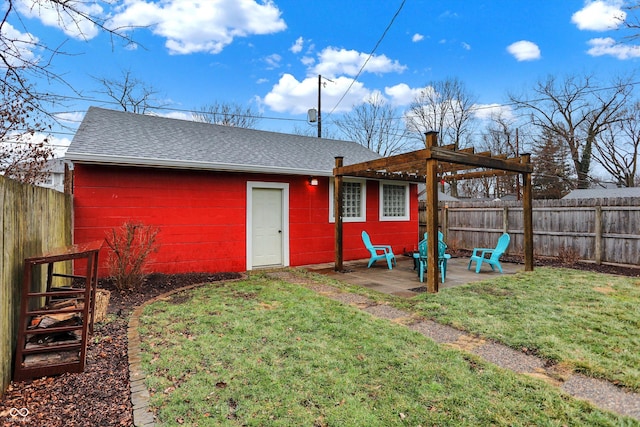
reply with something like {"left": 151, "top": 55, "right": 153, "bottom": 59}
{"left": 503, "top": 206, "right": 509, "bottom": 234}
{"left": 442, "top": 203, "right": 449, "bottom": 241}
{"left": 594, "top": 206, "right": 602, "bottom": 265}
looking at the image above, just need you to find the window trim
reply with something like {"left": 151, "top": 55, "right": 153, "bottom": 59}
{"left": 379, "top": 181, "right": 410, "bottom": 221}
{"left": 329, "top": 178, "right": 367, "bottom": 223}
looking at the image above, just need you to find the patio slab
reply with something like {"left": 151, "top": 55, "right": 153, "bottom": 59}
{"left": 304, "top": 254, "right": 523, "bottom": 296}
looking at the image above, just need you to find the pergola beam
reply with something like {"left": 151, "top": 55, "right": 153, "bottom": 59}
{"left": 333, "top": 133, "right": 534, "bottom": 292}
{"left": 443, "top": 168, "right": 519, "bottom": 181}
{"left": 429, "top": 147, "right": 533, "bottom": 174}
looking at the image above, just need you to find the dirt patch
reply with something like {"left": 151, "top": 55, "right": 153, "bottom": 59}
{"left": 593, "top": 286, "right": 616, "bottom": 294}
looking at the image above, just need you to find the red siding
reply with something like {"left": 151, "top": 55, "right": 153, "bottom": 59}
{"left": 73, "top": 165, "right": 419, "bottom": 276}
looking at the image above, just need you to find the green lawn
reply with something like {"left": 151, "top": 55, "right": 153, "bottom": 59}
{"left": 405, "top": 267, "right": 640, "bottom": 391}
{"left": 137, "top": 272, "right": 637, "bottom": 426}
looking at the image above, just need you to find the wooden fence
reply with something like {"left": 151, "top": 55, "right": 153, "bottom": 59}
{"left": 419, "top": 197, "right": 640, "bottom": 267}
{"left": 1, "top": 176, "right": 72, "bottom": 397}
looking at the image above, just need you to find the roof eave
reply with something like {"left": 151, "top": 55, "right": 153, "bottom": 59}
{"left": 64, "top": 153, "right": 334, "bottom": 177}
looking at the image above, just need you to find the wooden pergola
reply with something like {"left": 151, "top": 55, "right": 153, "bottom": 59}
{"left": 333, "top": 131, "right": 534, "bottom": 293}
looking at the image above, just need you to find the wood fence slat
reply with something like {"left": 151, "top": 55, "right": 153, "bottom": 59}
{"left": 0, "top": 177, "right": 72, "bottom": 397}
{"left": 419, "top": 197, "right": 640, "bottom": 267}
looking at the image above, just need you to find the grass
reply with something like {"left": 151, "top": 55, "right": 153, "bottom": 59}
{"left": 405, "top": 267, "right": 640, "bottom": 391}
{"left": 137, "top": 273, "right": 635, "bottom": 426}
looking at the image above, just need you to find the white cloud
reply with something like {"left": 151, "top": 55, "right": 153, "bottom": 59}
{"left": 290, "top": 36, "right": 304, "bottom": 53}
{"left": 412, "top": 33, "right": 424, "bottom": 42}
{"left": 586, "top": 37, "right": 640, "bottom": 59}
{"left": 109, "top": 0, "right": 286, "bottom": 55}
{"left": 472, "top": 104, "right": 514, "bottom": 122}
{"left": 16, "top": 0, "right": 103, "bottom": 39}
{"left": 384, "top": 83, "right": 422, "bottom": 107}
{"left": 301, "top": 56, "right": 315, "bottom": 66}
{"left": 150, "top": 111, "right": 193, "bottom": 121}
{"left": 264, "top": 53, "right": 281, "bottom": 69}
{"left": 507, "top": 40, "right": 541, "bottom": 61}
{"left": 571, "top": 0, "right": 625, "bottom": 31}
{"left": 461, "top": 42, "right": 471, "bottom": 51}
{"left": 54, "top": 111, "right": 85, "bottom": 125}
{"left": 261, "top": 73, "right": 370, "bottom": 115}
{"left": 49, "top": 135, "right": 72, "bottom": 158}
{"left": 11, "top": 131, "right": 72, "bottom": 158}
{"left": 311, "top": 47, "right": 406, "bottom": 78}
{"left": 0, "top": 22, "right": 39, "bottom": 68}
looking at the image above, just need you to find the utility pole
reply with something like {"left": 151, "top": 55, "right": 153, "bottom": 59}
{"left": 317, "top": 74, "right": 322, "bottom": 138}
{"left": 307, "top": 74, "right": 333, "bottom": 138}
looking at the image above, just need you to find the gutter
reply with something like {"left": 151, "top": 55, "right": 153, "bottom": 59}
{"left": 64, "top": 153, "right": 335, "bottom": 177}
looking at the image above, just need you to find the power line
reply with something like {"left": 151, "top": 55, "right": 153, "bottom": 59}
{"left": 35, "top": 93, "right": 309, "bottom": 125}
{"left": 326, "top": 0, "right": 406, "bottom": 118}
{"left": 27, "top": 77, "right": 640, "bottom": 141}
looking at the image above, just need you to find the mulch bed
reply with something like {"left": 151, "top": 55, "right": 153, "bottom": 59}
{"left": 1, "top": 259, "right": 638, "bottom": 426}
{"left": 0, "top": 272, "right": 240, "bottom": 427}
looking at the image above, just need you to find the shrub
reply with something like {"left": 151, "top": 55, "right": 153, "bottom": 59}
{"left": 105, "top": 221, "right": 160, "bottom": 290}
{"left": 557, "top": 244, "right": 580, "bottom": 265}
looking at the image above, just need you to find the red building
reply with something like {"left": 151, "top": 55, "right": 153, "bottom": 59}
{"left": 66, "top": 107, "right": 418, "bottom": 277}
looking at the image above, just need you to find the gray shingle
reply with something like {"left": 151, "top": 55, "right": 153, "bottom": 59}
{"left": 66, "top": 107, "right": 381, "bottom": 175}
{"left": 563, "top": 188, "right": 640, "bottom": 199}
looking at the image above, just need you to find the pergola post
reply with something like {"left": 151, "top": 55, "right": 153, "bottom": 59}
{"left": 334, "top": 157, "right": 344, "bottom": 272}
{"left": 425, "top": 132, "right": 439, "bottom": 292}
{"left": 522, "top": 154, "right": 533, "bottom": 271}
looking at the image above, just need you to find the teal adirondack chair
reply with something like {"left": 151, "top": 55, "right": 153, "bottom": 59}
{"left": 361, "top": 231, "right": 396, "bottom": 269}
{"left": 412, "top": 232, "right": 444, "bottom": 269}
{"left": 467, "top": 233, "right": 511, "bottom": 273}
{"left": 416, "top": 233, "right": 451, "bottom": 283}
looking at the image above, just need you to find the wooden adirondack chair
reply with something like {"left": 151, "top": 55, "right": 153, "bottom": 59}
{"left": 361, "top": 231, "right": 396, "bottom": 269}
{"left": 467, "top": 233, "right": 511, "bottom": 273}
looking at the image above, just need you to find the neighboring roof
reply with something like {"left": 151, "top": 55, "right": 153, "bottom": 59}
{"left": 66, "top": 107, "right": 381, "bottom": 177}
{"left": 562, "top": 188, "right": 640, "bottom": 199}
{"left": 43, "top": 158, "right": 70, "bottom": 173}
{"left": 416, "top": 184, "right": 458, "bottom": 201}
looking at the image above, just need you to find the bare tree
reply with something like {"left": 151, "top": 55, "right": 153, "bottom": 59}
{"left": 510, "top": 74, "right": 633, "bottom": 189}
{"left": 594, "top": 101, "right": 640, "bottom": 187}
{"left": 1, "top": 1, "right": 134, "bottom": 181}
{"left": 620, "top": 3, "right": 640, "bottom": 38}
{"left": 1, "top": 77, "right": 54, "bottom": 184}
{"left": 335, "top": 93, "right": 412, "bottom": 156}
{"left": 93, "top": 69, "right": 162, "bottom": 114}
{"left": 192, "top": 102, "right": 262, "bottom": 128}
{"left": 479, "top": 111, "right": 521, "bottom": 198}
{"left": 290, "top": 123, "right": 339, "bottom": 139}
{"left": 2, "top": 1, "right": 133, "bottom": 113}
{"left": 406, "top": 78, "right": 477, "bottom": 197}
{"left": 405, "top": 77, "right": 477, "bottom": 149}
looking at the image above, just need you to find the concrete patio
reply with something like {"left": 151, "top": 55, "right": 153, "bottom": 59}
{"left": 304, "top": 254, "right": 524, "bottom": 297}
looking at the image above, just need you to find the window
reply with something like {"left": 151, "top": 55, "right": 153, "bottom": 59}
{"left": 329, "top": 179, "right": 366, "bottom": 222}
{"left": 380, "top": 182, "right": 409, "bottom": 221}
{"left": 343, "top": 182, "right": 362, "bottom": 218}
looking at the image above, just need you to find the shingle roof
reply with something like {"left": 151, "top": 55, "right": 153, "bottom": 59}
{"left": 65, "top": 107, "right": 381, "bottom": 176}
{"left": 562, "top": 187, "right": 640, "bottom": 199}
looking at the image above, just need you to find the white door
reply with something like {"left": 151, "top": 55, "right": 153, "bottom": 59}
{"left": 250, "top": 187, "right": 285, "bottom": 268}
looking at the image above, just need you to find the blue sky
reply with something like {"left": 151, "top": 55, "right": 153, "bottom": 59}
{"left": 6, "top": 0, "right": 640, "bottom": 155}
